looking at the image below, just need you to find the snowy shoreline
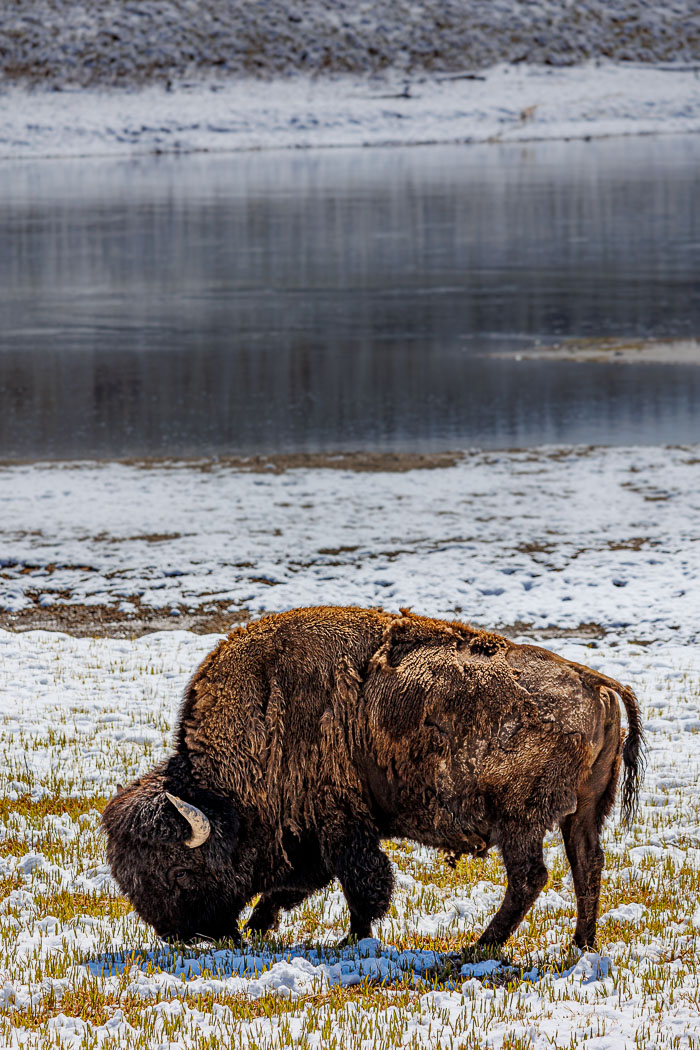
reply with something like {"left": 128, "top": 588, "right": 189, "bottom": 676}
{"left": 3, "top": 62, "right": 700, "bottom": 160}
{"left": 2, "top": 445, "right": 699, "bottom": 645}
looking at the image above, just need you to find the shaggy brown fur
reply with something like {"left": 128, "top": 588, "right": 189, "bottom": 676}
{"left": 102, "top": 606, "right": 645, "bottom": 949}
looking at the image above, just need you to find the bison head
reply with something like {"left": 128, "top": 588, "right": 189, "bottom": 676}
{"left": 102, "top": 757, "right": 243, "bottom": 942}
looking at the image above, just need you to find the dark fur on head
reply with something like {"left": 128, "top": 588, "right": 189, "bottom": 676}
{"left": 102, "top": 755, "right": 241, "bottom": 940}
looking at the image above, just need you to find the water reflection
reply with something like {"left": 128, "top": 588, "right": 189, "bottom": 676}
{"left": 1, "top": 137, "right": 699, "bottom": 457}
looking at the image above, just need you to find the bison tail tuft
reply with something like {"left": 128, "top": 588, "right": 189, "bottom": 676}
{"left": 617, "top": 684, "right": 647, "bottom": 826}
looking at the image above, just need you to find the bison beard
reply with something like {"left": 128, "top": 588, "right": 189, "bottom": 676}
{"left": 102, "top": 606, "right": 646, "bottom": 949}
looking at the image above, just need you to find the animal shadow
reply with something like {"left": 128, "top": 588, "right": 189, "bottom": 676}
{"left": 84, "top": 939, "right": 608, "bottom": 990}
{"left": 84, "top": 937, "right": 510, "bottom": 988}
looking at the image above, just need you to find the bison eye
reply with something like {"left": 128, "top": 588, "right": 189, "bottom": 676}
{"left": 171, "top": 868, "right": 193, "bottom": 889}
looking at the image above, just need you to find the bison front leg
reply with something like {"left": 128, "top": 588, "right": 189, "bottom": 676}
{"left": 332, "top": 825, "right": 394, "bottom": 943}
{"left": 477, "top": 832, "right": 548, "bottom": 947}
{"left": 247, "top": 887, "right": 314, "bottom": 937}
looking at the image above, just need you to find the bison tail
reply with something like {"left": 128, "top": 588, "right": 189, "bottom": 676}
{"left": 616, "top": 684, "right": 647, "bottom": 826}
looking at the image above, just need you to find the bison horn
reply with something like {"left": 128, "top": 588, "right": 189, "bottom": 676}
{"left": 165, "top": 792, "right": 211, "bottom": 848}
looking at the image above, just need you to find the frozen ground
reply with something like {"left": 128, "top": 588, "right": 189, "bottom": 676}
{"left": 3, "top": 62, "right": 700, "bottom": 159}
{"left": 1, "top": 445, "right": 699, "bottom": 642}
{"left": 2, "top": 0, "right": 699, "bottom": 86}
{"left": 0, "top": 447, "right": 699, "bottom": 1044}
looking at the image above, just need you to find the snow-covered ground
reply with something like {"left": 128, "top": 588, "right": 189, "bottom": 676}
{"left": 0, "top": 448, "right": 699, "bottom": 1045}
{"left": 2, "top": 446, "right": 699, "bottom": 643}
{"left": 2, "top": 62, "right": 700, "bottom": 159}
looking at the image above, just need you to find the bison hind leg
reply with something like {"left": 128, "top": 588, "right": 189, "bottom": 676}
{"left": 560, "top": 811, "right": 604, "bottom": 950}
{"left": 561, "top": 722, "right": 622, "bottom": 949}
{"left": 477, "top": 830, "right": 548, "bottom": 947}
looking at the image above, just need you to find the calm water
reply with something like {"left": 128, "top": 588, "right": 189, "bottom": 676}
{"left": 1, "top": 136, "right": 699, "bottom": 458}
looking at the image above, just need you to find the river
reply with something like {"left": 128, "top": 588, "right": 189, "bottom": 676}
{"left": 1, "top": 134, "right": 699, "bottom": 457}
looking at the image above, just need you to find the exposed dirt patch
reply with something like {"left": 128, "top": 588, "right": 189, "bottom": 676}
{"left": 620, "top": 482, "right": 674, "bottom": 502}
{"left": 0, "top": 600, "right": 250, "bottom": 638}
{"left": 0, "top": 451, "right": 464, "bottom": 473}
{"left": 604, "top": 537, "right": 655, "bottom": 552}
{"left": 125, "top": 451, "right": 465, "bottom": 473}
{"left": 91, "top": 531, "right": 185, "bottom": 544}
{"left": 496, "top": 620, "right": 608, "bottom": 641}
{"left": 317, "top": 545, "right": 360, "bottom": 556}
{"left": 2, "top": 602, "right": 612, "bottom": 643}
{"left": 514, "top": 541, "right": 558, "bottom": 556}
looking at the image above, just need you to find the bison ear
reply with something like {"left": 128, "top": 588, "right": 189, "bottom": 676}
{"left": 102, "top": 783, "right": 189, "bottom": 846}
{"left": 102, "top": 775, "right": 240, "bottom": 864}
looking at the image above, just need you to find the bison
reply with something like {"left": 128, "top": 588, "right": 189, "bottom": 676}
{"left": 102, "top": 606, "right": 645, "bottom": 949}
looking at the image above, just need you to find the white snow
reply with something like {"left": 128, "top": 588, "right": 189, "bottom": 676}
{"left": 2, "top": 62, "right": 700, "bottom": 160}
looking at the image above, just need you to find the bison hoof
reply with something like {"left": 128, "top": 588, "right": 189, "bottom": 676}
{"left": 337, "top": 929, "right": 372, "bottom": 949}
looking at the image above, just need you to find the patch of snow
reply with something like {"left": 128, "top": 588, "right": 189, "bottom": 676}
{"left": 599, "top": 902, "right": 646, "bottom": 924}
